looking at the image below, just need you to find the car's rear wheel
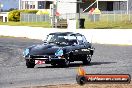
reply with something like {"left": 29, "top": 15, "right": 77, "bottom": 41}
{"left": 82, "top": 54, "right": 92, "bottom": 65}
{"left": 26, "top": 59, "right": 35, "bottom": 68}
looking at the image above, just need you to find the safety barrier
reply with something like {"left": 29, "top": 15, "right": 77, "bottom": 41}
{"left": 0, "top": 25, "right": 132, "bottom": 45}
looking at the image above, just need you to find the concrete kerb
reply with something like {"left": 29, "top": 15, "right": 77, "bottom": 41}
{"left": 0, "top": 25, "right": 132, "bottom": 45}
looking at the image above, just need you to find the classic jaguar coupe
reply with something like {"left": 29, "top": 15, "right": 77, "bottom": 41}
{"left": 23, "top": 32, "right": 94, "bottom": 68}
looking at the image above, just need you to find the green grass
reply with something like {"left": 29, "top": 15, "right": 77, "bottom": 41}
{"left": 84, "top": 21, "right": 132, "bottom": 29}
{"left": 0, "top": 22, "right": 51, "bottom": 28}
{"left": 1, "top": 20, "right": 132, "bottom": 29}
{"left": 80, "top": 14, "right": 132, "bottom": 29}
{"left": 0, "top": 35, "right": 29, "bottom": 39}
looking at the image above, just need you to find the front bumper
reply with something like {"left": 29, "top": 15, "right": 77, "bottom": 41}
{"left": 25, "top": 55, "right": 66, "bottom": 64}
{"left": 45, "top": 59, "right": 65, "bottom": 64}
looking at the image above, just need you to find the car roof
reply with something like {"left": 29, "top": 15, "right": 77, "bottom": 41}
{"left": 49, "top": 32, "right": 83, "bottom": 36}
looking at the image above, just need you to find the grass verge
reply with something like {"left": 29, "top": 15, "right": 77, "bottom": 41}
{"left": 1, "top": 21, "right": 132, "bottom": 29}
{"left": 0, "top": 22, "right": 51, "bottom": 28}
{"left": 84, "top": 21, "right": 132, "bottom": 29}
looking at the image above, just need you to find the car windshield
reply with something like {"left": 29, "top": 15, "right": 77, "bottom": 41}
{"left": 46, "top": 34, "right": 78, "bottom": 45}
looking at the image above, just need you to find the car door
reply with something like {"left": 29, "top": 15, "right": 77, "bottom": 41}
{"left": 76, "top": 35, "right": 89, "bottom": 54}
{"left": 76, "top": 35, "right": 85, "bottom": 48}
{"left": 66, "top": 35, "right": 79, "bottom": 53}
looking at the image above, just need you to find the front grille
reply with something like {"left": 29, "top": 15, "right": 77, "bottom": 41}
{"left": 30, "top": 55, "right": 55, "bottom": 58}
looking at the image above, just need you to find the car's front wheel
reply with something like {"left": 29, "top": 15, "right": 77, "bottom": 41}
{"left": 26, "top": 59, "right": 35, "bottom": 68}
{"left": 51, "top": 63, "right": 57, "bottom": 66}
{"left": 58, "top": 55, "right": 70, "bottom": 67}
{"left": 64, "top": 57, "right": 70, "bottom": 67}
{"left": 82, "top": 54, "right": 92, "bottom": 65}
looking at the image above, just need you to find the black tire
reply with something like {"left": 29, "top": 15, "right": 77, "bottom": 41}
{"left": 82, "top": 54, "right": 92, "bottom": 65}
{"left": 26, "top": 59, "right": 35, "bottom": 68}
{"left": 51, "top": 63, "right": 57, "bottom": 66}
{"left": 64, "top": 55, "right": 70, "bottom": 67}
{"left": 58, "top": 55, "right": 70, "bottom": 67}
{"left": 64, "top": 58, "right": 70, "bottom": 67}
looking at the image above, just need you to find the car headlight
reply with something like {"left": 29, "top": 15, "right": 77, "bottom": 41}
{"left": 23, "top": 48, "right": 29, "bottom": 57}
{"left": 55, "top": 49, "right": 63, "bottom": 56}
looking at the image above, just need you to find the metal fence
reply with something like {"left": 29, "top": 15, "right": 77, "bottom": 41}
{"left": 59, "top": 13, "right": 76, "bottom": 20}
{"left": 20, "top": 11, "right": 132, "bottom": 23}
{"left": 20, "top": 13, "right": 50, "bottom": 22}
{"left": 59, "top": 11, "right": 132, "bottom": 23}
{"left": 82, "top": 11, "right": 132, "bottom": 23}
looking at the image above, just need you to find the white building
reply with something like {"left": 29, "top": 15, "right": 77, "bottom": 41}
{"left": 19, "top": 0, "right": 77, "bottom": 14}
{"left": 19, "top": 0, "right": 132, "bottom": 13}
{"left": 81, "top": 0, "right": 132, "bottom": 12}
{"left": 19, "top": 0, "right": 53, "bottom": 10}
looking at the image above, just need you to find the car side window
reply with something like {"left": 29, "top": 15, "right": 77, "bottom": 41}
{"left": 76, "top": 36, "right": 84, "bottom": 45}
{"left": 67, "top": 36, "right": 78, "bottom": 45}
{"left": 82, "top": 36, "right": 88, "bottom": 43}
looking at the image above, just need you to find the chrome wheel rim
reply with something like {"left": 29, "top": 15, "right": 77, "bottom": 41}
{"left": 87, "top": 55, "right": 91, "bottom": 62}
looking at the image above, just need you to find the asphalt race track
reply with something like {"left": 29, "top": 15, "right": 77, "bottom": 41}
{"left": 0, "top": 37, "right": 132, "bottom": 88}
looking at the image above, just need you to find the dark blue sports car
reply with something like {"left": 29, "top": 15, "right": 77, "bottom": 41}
{"left": 23, "top": 32, "right": 94, "bottom": 68}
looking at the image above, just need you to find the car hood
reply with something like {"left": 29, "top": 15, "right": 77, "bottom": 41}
{"left": 29, "top": 43, "right": 63, "bottom": 55}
